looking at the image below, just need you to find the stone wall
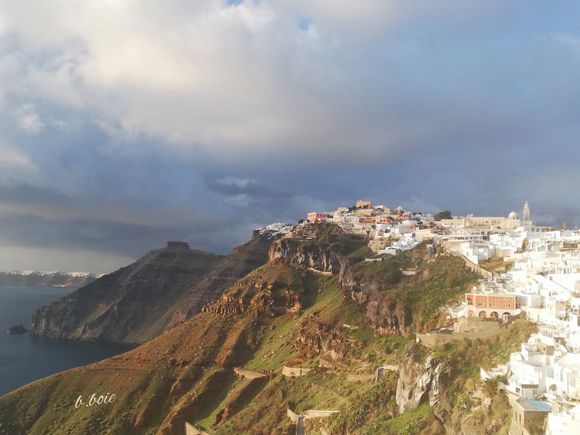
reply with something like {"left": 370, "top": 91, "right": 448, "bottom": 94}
{"left": 233, "top": 367, "right": 268, "bottom": 380}
{"left": 417, "top": 319, "right": 501, "bottom": 348}
{"left": 445, "top": 249, "right": 494, "bottom": 279}
{"left": 282, "top": 366, "right": 313, "bottom": 377}
{"left": 185, "top": 422, "right": 210, "bottom": 435}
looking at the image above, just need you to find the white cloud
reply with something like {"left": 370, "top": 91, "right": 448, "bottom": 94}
{"left": 15, "top": 104, "right": 45, "bottom": 134}
{"left": 0, "top": 142, "right": 33, "bottom": 169}
{"left": 0, "top": 0, "right": 533, "bottom": 162}
{"left": 0, "top": 1, "right": 413, "bottom": 160}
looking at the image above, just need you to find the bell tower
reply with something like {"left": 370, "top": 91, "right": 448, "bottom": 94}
{"left": 523, "top": 201, "right": 531, "bottom": 222}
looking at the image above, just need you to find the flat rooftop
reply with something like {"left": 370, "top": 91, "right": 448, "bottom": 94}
{"left": 516, "top": 399, "right": 552, "bottom": 412}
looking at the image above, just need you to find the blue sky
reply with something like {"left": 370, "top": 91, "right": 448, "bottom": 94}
{"left": 0, "top": 0, "right": 580, "bottom": 272}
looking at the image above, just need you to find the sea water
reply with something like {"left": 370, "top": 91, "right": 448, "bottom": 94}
{"left": 0, "top": 286, "right": 132, "bottom": 396}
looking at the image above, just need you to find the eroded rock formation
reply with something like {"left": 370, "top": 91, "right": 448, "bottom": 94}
{"left": 396, "top": 344, "right": 447, "bottom": 413}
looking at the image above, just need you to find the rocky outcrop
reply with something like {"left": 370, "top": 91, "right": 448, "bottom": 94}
{"left": 30, "top": 232, "right": 275, "bottom": 344}
{"left": 166, "top": 234, "right": 275, "bottom": 327}
{"left": 340, "top": 250, "right": 479, "bottom": 335}
{"left": 295, "top": 314, "right": 357, "bottom": 362}
{"left": 6, "top": 324, "right": 28, "bottom": 334}
{"left": 268, "top": 223, "right": 366, "bottom": 276}
{"left": 269, "top": 238, "right": 346, "bottom": 274}
{"left": 363, "top": 295, "right": 412, "bottom": 335}
{"left": 269, "top": 226, "right": 417, "bottom": 335}
{"left": 396, "top": 344, "right": 447, "bottom": 413}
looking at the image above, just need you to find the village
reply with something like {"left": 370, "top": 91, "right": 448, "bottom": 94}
{"left": 305, "top": 200, "right": 580, "bottom": 434}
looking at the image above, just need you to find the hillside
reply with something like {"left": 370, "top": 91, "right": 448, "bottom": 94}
{"left": 29, "top": 232, "right": 275, "bottom": 344}
{"left": 0, "top": 224, "right": 535, "bottom": 434}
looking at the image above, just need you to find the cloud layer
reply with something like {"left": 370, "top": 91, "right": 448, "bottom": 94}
{"left": 0, "top": 0, "right": 580, "bottom": 271}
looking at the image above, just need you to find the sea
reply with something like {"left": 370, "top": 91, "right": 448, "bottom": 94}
{"left": 0, "top": 286, "right": 132, "bottom": 397}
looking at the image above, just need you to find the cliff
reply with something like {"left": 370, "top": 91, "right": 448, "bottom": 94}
{"left": 396, "top": 344, "right": 447, "bottom": 413}
{"left": 0, "top": 261, "right": 325, "bottom": 434}
{"left": 0, "top": 223, "right": 534, "bottom": 434}
{"left": 270, "top": 225, "right": 479, "bottom": 336}
{"left": 341, "top": 245, "right": 480, "bottom": 335}
{"left": 268, "top": 222, "right": 367, "bottom": 274}
{"left": 30, "top": 232, "right": 275, "bottom": 344}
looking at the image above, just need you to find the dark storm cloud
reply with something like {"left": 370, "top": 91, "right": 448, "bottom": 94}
{"left": 0, "top": 184, "right": 72, "bottom": 206}
{"left": 1, "top": 1, "right": 580, "bottom": 271}
{"left": 0, "top": 212, "right": 234, "bottom": 257}
{"left": 205, "top": 176, "right": 272, "bottom": 198}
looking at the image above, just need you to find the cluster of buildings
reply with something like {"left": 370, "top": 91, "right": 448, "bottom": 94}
{"left": 447, "top": 204, "right": 580, "bottom": 434}
{"left": 306, "top": 199, "right": 580, "bottom": 433}
{"left": 306, "top": 200, "right": 437, "bottom": 255}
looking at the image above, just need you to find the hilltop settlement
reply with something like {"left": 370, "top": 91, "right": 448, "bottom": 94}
{"left": 3, "top": 199, "right": 580, "bottom": 434}
{"left": 304, "top": 200, "right": 580, "bottom": 434}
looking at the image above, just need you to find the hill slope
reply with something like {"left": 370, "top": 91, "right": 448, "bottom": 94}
{"left": 0, "top": 224, "right": 535, "bottom": 434}
{"left": 29, "top": 233, "right": 275, "bottom": 344}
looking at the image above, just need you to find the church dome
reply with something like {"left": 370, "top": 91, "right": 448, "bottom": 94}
{"left": 508, "top": 211, "right": 519, "bottom": 220}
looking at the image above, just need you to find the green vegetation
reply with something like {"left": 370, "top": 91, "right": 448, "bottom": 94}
{"left": 461, "top": 394, "right": 512, "bottom": 435}
{"left": 434, "top": 210, "right": 452, "bottom": 221}
{"left": 381, "top": 403, "right": 434, "bottom": 435}
{"left": 0, "top": 236, "right": 531, "bottom": 435}
{"left": 329, "top": 372, "right": 399, "bottom": 434}
{"left": 479, "top": 255, "right": 514, "bottom": 273}
{"left": 291, "top": 222, "right": 368, "bottom": 258}
{"left": 330, "top": 386, "right": 439, "bottom": 435}
{"left": 205, "top": 246, "right": 486, "bottom": 433}
{"left": 348, "top": 245, "right": 373, "bottom": 262}
{"left": 201, "top": 268, "right": 412, "bottom": 434}
{"left": 400, "top": 255, "right": 478, "bottom": 329}
{"left": 354, "top": 255, "right": 404, "bottom": 285}
{"left": 353, "top": 249, "right": 479, "bottom": 331}
{"left": 434, "top": 318, "right": 536, "bottom": 372}
{"left": 431, "top": 319, "right": 536, "bottom": 434}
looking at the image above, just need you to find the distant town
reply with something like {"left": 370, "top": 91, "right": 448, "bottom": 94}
{"left": 301, "top": 200, "right": 580, "bottom": 433}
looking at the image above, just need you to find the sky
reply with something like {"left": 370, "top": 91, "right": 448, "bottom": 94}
{"left": 1, "top": 0, "right": 580, "bottom": 272}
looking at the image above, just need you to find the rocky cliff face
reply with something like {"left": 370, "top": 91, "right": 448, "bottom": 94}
{"left": 340, "top": 262, "right": 412, "bottom": 335}
{"left": 268, "top": 223, "right": 370, "bottom": 277}
{"left": 166, "top": 234, "right": 276, "bottom": 328}
{"left": 30, "top": 233, "right": 275, "bottom": 344}
{"left": 396, "top": 344, "right": 447, "bottom": 413}
{"left": 266, "top": 225, "right": 477, "bottom": 338}
{"left": 0, "top": 261, "right": 311, "bottom": 434}
{"left": 341, "top": 248, "right": 478, "bottom": 335}
{"left": 0, "top": 225, "right": 512, "bottom": 434}
{"left": 269, "top": 238, "right": 346, "bottom": 274}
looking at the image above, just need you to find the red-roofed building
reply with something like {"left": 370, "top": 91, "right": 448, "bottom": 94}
{"left": 465, "top": 292, "right": 519, "bottom": 320}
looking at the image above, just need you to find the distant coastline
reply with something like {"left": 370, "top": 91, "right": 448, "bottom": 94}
{"left": 0, "top": 271, "right": 99, "bottom": 288}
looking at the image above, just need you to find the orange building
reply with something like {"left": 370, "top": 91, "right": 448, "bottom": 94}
{"left": 465, "top": 293, "right": 518, "bottom": 320}
{"left": 307, "top": 212, "right": 327, "bottom": 223}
